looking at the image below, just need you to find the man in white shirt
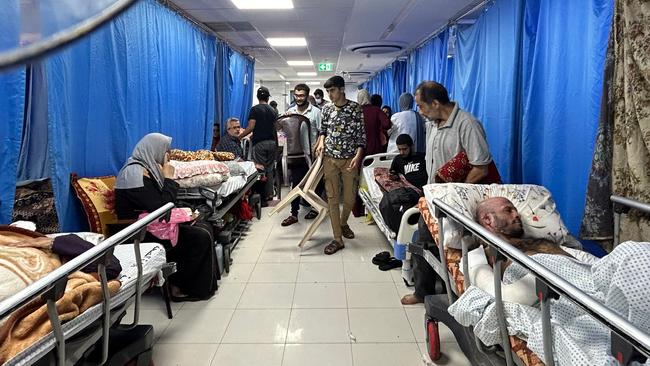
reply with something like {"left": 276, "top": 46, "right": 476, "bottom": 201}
{"left": 281, "top": 83, "right": 323, "bottom": 226}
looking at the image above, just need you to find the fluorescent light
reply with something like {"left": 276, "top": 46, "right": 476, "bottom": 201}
{"left": 232, "top": 0, "right": 293, "bottom": 9}
{"left": 297, "top": 72, "right": 317, "bottom": 76}
{"left": 287, "top": 60, "right": 313, "bottom": 66}
{"left": 278, "top": 74, "right": 286, "bottom": 80}
{"left": 267, "top": 37, "right": 307, "bottom": 47}
{"left": 285, "top": 82, "right": 290, "bottom": 85}
{"left": 307, "top": 81, "right": 321, "bottom": 85}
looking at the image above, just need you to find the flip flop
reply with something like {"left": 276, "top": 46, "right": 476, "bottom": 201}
{"left": 372, "top": 251, "right": 391, "bottom": 265}
{"left": 378, "top": 258, "right": 403, "bottom": 271}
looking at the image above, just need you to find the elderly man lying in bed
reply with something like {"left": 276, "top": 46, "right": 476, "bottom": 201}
{"left": 448, "top": 197, "right": 650, "bottom": 366}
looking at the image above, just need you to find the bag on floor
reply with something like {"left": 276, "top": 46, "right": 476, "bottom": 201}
{"left": 379, "top": 187, "right": 421, "bottom": 233}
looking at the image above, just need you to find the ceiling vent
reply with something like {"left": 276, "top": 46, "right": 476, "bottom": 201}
{"left": 344, "top": 71, "right": 372, "bottom": 77}
{"left": 346, "top": 41, "right": 407, "bottom": 55}
{"left": 206, "top": 21, "right": 256, "bottom": 32}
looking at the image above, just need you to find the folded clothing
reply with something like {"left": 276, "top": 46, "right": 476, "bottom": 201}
{"left": 175, "top": 173, "right": 230, "bottom": 188}
{"left": 436, "top": 150, "right": 501, "bottom": 184}
{"left": 169, "top": 160, "right": 230, "bottom": 179}
{"left": 52, "top": 234, "right": 122, "bottom": 280}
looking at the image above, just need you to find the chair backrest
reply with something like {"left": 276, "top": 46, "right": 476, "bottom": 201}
{"left": 70, "top": 173, "right": 121, "bottom": 236}
{"left": 277, "top": 113, "right": 311, "bottom": 158}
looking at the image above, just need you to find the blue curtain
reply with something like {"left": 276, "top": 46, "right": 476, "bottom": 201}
{"left": 0, "top": 2, "right": 26, "bottom": 223}
{"left": 362, "top": 60, "right": 407, "bottom": 112}
{"left": 215, "top": 40, "right": 230, "bottom": 131}
{"left": 520, "top": 0, "right": 613, "bottom": 233}
{"left": 406, "top": 31, "right": 453, "bottom": 94}
{"left": 217, "top": 43, "right": 254, "bottom": 129}
{"left": 45, "top": 0, "right": 217, "bottom": 231}
{"left": 451, "top": 0, "right": 524, "bottom": 184}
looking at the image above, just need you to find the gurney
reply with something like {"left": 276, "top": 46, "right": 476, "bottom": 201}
{"left": 409, "top": 185, "right": 650, "bottom": 366}
{"left": 359, "top": 153, "right": 421, "bottom": 284}
{"left": 0, "top": 203, "right": 174, "bottom": 366}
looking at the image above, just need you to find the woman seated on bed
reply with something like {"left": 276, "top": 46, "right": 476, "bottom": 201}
{"left": 115, "top": 133, "right": 218, "bottom": 302}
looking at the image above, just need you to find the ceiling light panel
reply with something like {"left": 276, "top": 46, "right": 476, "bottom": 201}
{"left": 297, "top": 72, "right": 317, "bottom": 76}
{"left": 231, "top": 0, "right": 294, "bottom": 10}
{"left": 267, "top": 37, "right": 307, "bottom": 47}
{"left": 287, "top": 60, "right": 313, "bottom": 66}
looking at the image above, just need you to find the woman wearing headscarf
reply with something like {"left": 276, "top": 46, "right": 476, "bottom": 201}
{"left": 357, "top": 90, "right": 391, "bottom": 156}
{"left": 387, "top": 92, "right": 425, "bottom": 154}
{"left": 115, "top": 133, "right": 218, "bottom": 301}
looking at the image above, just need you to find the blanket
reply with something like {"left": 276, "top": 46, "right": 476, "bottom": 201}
{"left": 448, "top": 241, "right": 650, "bottom": 366}
{"left": 0, "top": 233, "right": 121, "bottom": 363}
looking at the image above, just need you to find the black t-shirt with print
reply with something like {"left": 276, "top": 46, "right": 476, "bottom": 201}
{"left": 389, "top": 152, "right": 428, "bottom": 187}
{"left": 249, "top": 104, "right": 278, "bottom": 145}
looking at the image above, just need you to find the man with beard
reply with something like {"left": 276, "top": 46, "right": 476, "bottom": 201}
{"left": 281, "top": 83, "right": 323, "bottom": 226}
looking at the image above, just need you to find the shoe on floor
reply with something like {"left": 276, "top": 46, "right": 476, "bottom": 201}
{"left": 341, "top": 225, "right": 355, "bottom": 239}
{"left": 378, "top": 258, "right": 402, "bottom": 271}
{"left": 371, "top": 251, "right": 391, "bottom": 265}
{"left": 324, "top": 240, "right": 345, "bottom": 255}
{"left": 304, "top": 210, "right": 318, "bottom": 220}
{"left": 281, "top": 215, "right": 299, "bottom": 226}
{"left": 400, "top": 293, "right": 423, "bottom": 305}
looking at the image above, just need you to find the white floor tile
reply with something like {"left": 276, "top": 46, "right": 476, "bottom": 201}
{"left": 249, "top": 263, "right": 299, "bottom": 283}
{"left": 258, "top": 246, "right": 302, "bottom": 263}
{"left": 238, "top": 283, "right": 295, "bottom": 309}
{"left": 419, "top": 341, "right": 472, "bottom": 366}
{"left": 210, "top": 344, "right": 284, "bottom": 366}
{"left": 346, "top": 283, "right": 402, "bottom": 308}
{"left": 343, "top": 262, "right": 394, "bottom": 282}
{"left": 157, "top": 307, "right": 234, "bottom": 344}
{"left": 122, "top": 307, "right": 173, "bottom": 342}
{"left": 297, "top": 262, "right": 345, "bottom": 283}
{"left": 348, "top": 308, "right": 415, "bottom": 343}
{"left": 351, "top": 343, "right": 422, "bottom": 366}
{"left": 292, "top": 283, "right": 347, "bottom": 308}
{"left": 222, "top": 309, "right": 291, "bottom": 343}
{"left": 138, "top": 291, "right": 184, "bottom": 312}
{"left": 153, "top": 343, "right": 219, "bottom": 366}
{"left": 220, "top": 263, "right": 255, "bottom": 283}
{"left": 286, "top": 309, "right": 350, "bottom": 343}
{"left": 404, "top": 307, "right": 456, "bottom": 344}
{"left": 341, "top": 244, "right": 384, "bottom": 263}
{"left": 282, "top": 344, "right": 353, "bottom": 366}
{"left": 231, "top": 245, "right": 263, "bottom": 263}
{"left": 183, "top": 283, "right": 245, "bottom": 309}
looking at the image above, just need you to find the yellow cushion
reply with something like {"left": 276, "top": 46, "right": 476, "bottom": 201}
{"left": 71, "top": 174, "right": 121, "bottom": 236}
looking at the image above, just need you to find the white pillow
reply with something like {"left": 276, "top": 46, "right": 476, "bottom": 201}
{"left": 422, "top": 184, "right": 572, "bottom": 249}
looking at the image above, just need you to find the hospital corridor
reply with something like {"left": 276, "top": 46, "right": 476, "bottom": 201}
{"left": 0, "top": 0, "right": 649, "bottom": 366}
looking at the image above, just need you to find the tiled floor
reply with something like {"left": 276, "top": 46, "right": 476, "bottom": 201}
{"left": 126, "top": 202, "right": 471, "bottom": 366}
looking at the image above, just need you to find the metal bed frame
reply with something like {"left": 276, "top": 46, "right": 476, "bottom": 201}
{"left": 611, "top": 195, "right": 650, "bottom": 248}
{"left": 410, "top": 196, "right": 650, "bottom": 365}
{"left": 0, "top": 203, "right": 174, "bottom": 366}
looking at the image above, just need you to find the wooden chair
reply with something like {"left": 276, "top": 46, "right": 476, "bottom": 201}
{"left": 267, "top": 155, "right": 328, "bottom": 247}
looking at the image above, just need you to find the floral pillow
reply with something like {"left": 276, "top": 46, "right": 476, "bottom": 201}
{"left": 71, "top": 174, "right": 119, "bottom": 235}
{"left": 169, "top": 160, "right": 230, "bottom": 180}
{"left": 422, "top": 183, "right": 574, "bottom": 249}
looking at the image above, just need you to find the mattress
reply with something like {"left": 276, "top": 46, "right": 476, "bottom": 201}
{"left": 4, "top": 242, "right": 167, "bottom": 366}
{"left": 361, "top": 166, "right": 383, "bottom": 204}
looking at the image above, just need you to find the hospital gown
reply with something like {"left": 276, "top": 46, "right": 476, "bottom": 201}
{"left": 448, "top": 241, "right": 650, "bottom": 366}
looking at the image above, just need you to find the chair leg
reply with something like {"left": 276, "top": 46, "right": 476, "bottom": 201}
{"left": 298, "top": 208, "right": 328, "bottom": 248}
{"left": 267, "top": 188, "right": 302, "bottom": 216}
{"left": 161, "top": 283, "right": 173, "bottom": 319}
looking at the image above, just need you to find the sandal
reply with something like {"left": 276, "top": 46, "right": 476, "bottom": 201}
{"left": 372, "top": 251, "right": 391, "bottom": 265}
{"left": 378, "top": 258, "right": 402, "bottom": 271}
{"left": 304, "top": 210, "right": 318, "bottom": 220}
{"left": 281, "top": 215, "right": 299, "bottom": 227}
{"left": 324, "top": 240, "right": 344, "bottom": 255}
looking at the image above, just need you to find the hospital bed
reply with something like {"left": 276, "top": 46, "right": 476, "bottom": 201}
{"left": 0, "top": 203, "right": 174, "bottom": 366}
{"left": 409, "top": 185, "right": 650, "bottom": 366}
{"left": 176, "top": 161, "right": 259, "bottom": 272}
{"left": 359, "top": 153, "right": 421, "bottom": 282}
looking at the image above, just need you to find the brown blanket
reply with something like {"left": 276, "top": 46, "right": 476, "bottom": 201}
{"left": 0, "top": 231, "right": 121, "bottom": 363}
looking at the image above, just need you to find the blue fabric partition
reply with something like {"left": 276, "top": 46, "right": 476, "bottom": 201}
{"left": 520, "top": 0, "right": 613, "bottom": 233}
{"left": 406, "top": 31, "right": 453, "bottom": 94}
{"left": 45, "top": 0, "right": 217, "bottom": 231}
{"left": 217, "top": 43, "right": 254, "bottom": 129}
{"left": 362, "top": 60, "right": 407, "bottom": 112}
{"left": 451, "top": 0, "right": 524, "bottom": 184}
{"left": 0, "top": 2, "right": 26, "bottom": 223}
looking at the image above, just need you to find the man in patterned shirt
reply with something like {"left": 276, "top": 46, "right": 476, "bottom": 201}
{"left": 215, "top": 117, "right": 244, "bottom": 159}
{"left": 314, "top": 76, "right": 366, "bottom": 254}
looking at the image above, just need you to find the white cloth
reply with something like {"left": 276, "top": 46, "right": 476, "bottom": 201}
{"left": 386, "top": 110, "right": 418, "bottom": 154}
{"left": 449, "top": 241, "right": 650, "bottom": 366}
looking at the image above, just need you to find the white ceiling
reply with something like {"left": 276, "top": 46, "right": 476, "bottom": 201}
{"left": 170, "top": 0, "right": 477, "bottom": 84}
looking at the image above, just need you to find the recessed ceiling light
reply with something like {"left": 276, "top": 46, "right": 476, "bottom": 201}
{"left": 297, "top": 72, "right": 317, "bottom": 76}
{"left": 278, "top": 74, "right": 286, "bottom": 80}
{"left": 307, "top": 81, "right": 321, "bottom": 85}
{"left": 267, "top": 37, "right": 307, "bottom": 47}
{"left": 232, "top": 0, "right": 293, "bottom": 9}
{"left": 287, "top": 60, "right": 313, "bottom": 66}
{"left": 285, "top": 82, "right": 290, "bottom": 85}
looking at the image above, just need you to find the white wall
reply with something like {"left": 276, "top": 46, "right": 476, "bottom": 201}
{"left": 253, "top": 80, "right": 289, "bottom": 111}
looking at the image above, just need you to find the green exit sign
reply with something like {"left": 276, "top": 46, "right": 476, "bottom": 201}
{"left": 318, "top": 63, "right": 333, "bottom": 71}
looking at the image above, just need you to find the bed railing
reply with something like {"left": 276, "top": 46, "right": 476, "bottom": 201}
{"left": 432, "top": 198, "right": 650, "bottom": 366}
{"left": 611, "top": 195, "right": 650, "bottom": 248}
{"left": 0, "top": 202, "right": 174, "bottom": 365}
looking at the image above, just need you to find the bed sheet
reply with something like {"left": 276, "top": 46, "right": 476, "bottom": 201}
{"left": 4, "top": 243, "right": 167, "bottom": 366}
{"left": 214, "top": 162, "right": 256, "bottom": 197}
